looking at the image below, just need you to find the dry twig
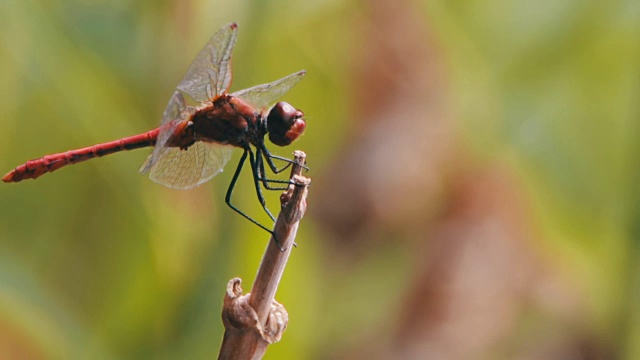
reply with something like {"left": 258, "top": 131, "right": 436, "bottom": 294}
{"left": 218, "top": 151, "right": 309, "bottom": 360}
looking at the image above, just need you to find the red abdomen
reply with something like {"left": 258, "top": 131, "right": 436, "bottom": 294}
{"left": 3, "top": 129, "right": 160, "bottom": 183}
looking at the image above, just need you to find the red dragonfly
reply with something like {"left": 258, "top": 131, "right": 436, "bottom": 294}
{"left": 3, "top": 23, "right": 306, "bottom": 233}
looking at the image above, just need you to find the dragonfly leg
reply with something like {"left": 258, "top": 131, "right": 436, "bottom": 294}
{"left": 255, "top": 146, "right": 291, "bottom": 191}
{"left": 225, "top": 149, "right": 284, "bottom": 250}
{"left": 248, "top": 150, "right": 277, "bottom": 222}
{"left": 260, "top": 143, "right": 309, "bottom": 174}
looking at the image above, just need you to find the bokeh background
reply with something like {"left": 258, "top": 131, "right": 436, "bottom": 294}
{"left": 1, "top": 0, "right": 639, "bottom": 359}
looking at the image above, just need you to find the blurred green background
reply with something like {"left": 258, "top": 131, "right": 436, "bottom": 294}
{"left": 1, "top": 0, "right": 640, "bottom": 359}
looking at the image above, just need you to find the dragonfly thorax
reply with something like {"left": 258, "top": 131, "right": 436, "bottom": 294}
{"left": 190, "top": 95, "right": 260, "bottom": 149}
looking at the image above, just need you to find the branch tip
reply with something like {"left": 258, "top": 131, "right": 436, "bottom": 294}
{"left": 218, "top": 150, "right": 310, "bottom": 359}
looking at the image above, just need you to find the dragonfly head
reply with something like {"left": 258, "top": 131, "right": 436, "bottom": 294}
{"left": 267, "top": 102, "right": 306, "bottom": 146}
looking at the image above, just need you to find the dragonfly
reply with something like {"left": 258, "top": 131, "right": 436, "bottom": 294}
{"left": 3, "top": 23, "right": 307, "bottom": 235}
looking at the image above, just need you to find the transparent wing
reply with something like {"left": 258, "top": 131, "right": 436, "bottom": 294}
{"left": 177, "top": 23, "right": 237, "bottom": 102}
{"left": 231, "top": 70, "right": 306, "bottom": 111}
{"left": 160, "top": 90, "right": 187, "bottom": 127}
{"left": 139, "top": 119, "right": 179, "bottom": 174}
{"left": 143, "top": 142, "right": 233, "bottom": 190}
{"left": 139, "top": 91, "right": 189, "bottom": 174}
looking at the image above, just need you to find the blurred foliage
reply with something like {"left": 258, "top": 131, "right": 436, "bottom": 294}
{"left": 1, "top": 0, "right": 639, "bottom": 359}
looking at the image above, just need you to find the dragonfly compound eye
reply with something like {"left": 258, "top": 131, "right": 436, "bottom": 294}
{"left": 267, "top": 102, "right": 306, "bottom": 146}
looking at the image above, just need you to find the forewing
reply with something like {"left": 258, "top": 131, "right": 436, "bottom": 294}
{"left": 144, "top": 142, "right": 233, "bottom": 190}
{"left": 177, "top": 23, "right": 237, "bottom": 102}
{"left": 231, "top": 70, "right": 306, "bottom": 111}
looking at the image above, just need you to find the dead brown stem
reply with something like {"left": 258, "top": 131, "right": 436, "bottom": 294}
{"left": 218, "top": 151, "right": 309, "bottom": 360}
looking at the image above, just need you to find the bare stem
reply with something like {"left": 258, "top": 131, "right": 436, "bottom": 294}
{"left": 218, "top": 151, "right": 309, "bottom": 360}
